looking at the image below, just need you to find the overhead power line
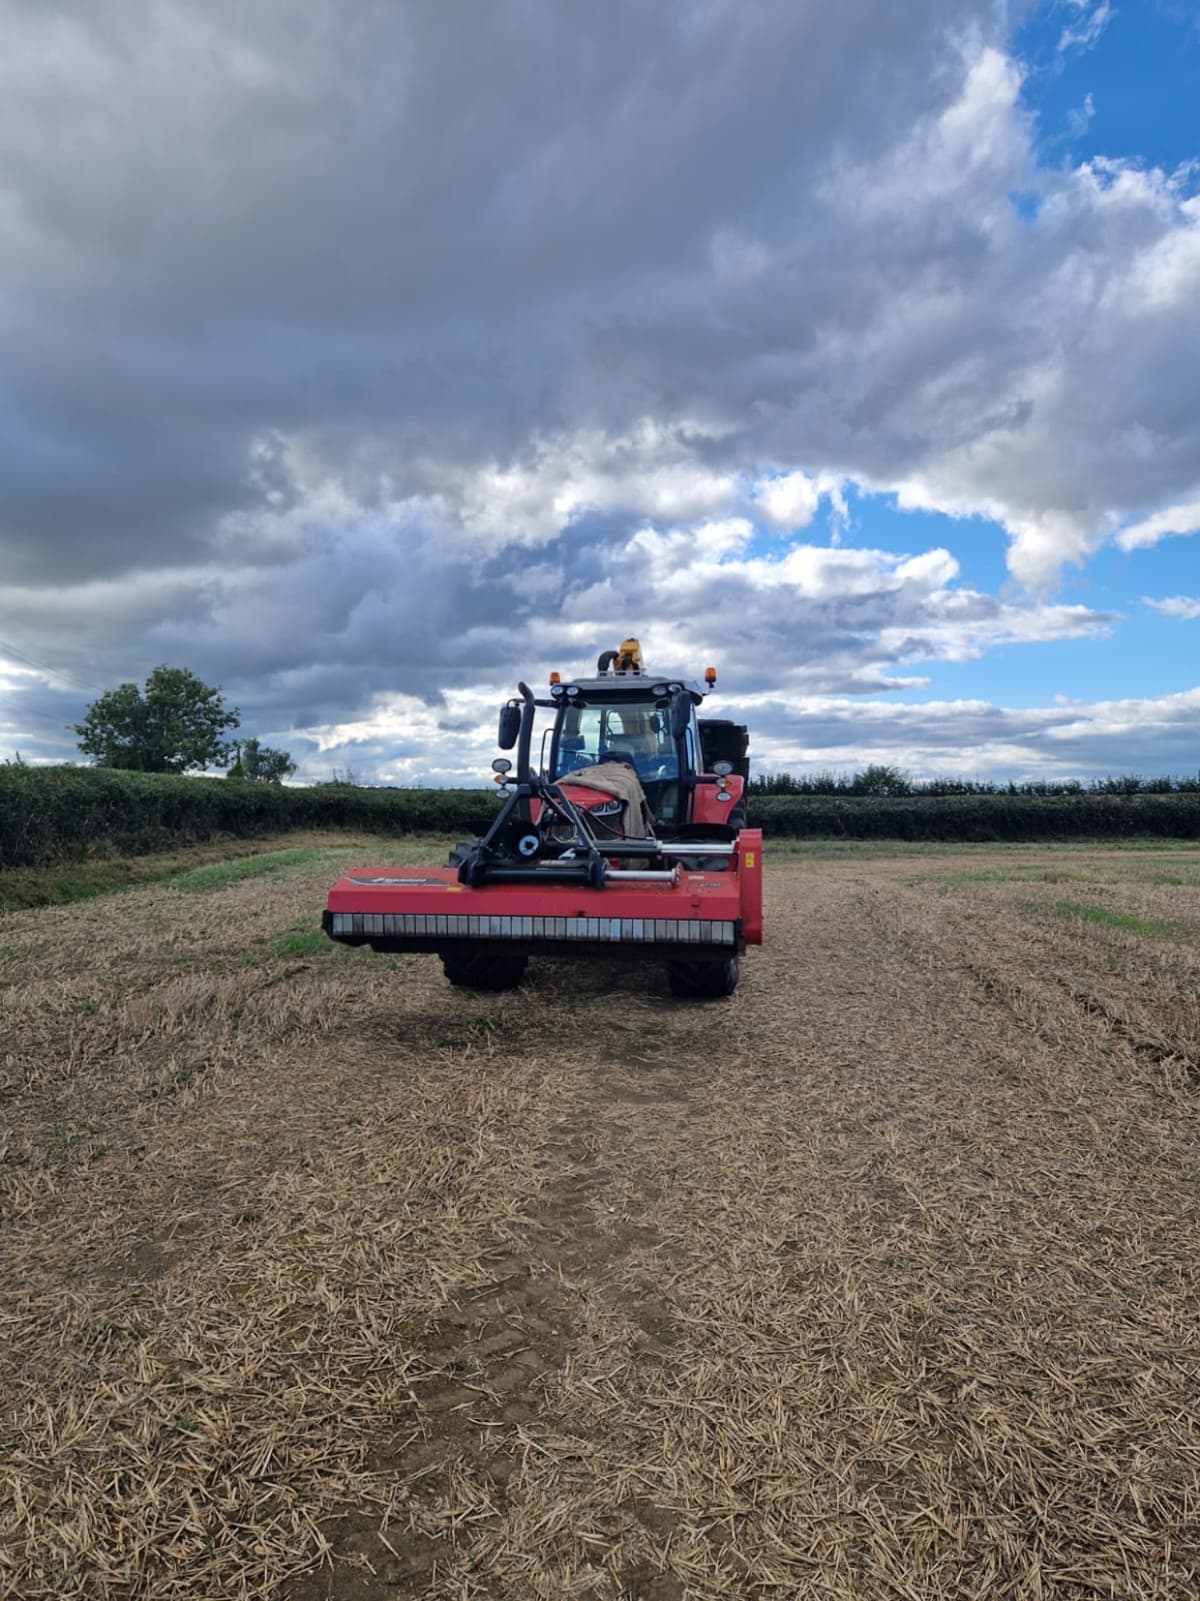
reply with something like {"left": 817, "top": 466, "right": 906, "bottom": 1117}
{"left": 0, "top": 703, "right": 79, "bottom": 733}
{"left": 0, "top": 637, "right": 97, "bottom": 699}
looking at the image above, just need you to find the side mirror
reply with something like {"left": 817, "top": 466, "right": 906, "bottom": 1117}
{"left": 498, "top": 702, "right": 521, "bottom": 750}
{"left": 670, "top": 690, "right": 692, "bottom": 742}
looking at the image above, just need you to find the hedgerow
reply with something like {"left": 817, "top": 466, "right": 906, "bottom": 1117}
{"left": 0, "top": 767, "right": 502, "bottom": 869}
{"left": 749, "top": 792, "right": 1200, "bottom": 841}
{"left": 4, "top": 768, "right": 1200, "bottom": 870}
{"left": 750, "top": 768, "right": 1200, "bottom": 797}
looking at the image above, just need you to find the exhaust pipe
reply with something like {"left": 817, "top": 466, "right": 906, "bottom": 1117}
{"left": 515, "top": 681, "right": 536, "bottom": 783}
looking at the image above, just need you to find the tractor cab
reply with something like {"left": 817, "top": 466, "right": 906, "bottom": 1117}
{"left": 488, "top": 637, "right": 748, "bottom": 844}
{"left": 547, "top": 675, "right": 697, "bottom": 832}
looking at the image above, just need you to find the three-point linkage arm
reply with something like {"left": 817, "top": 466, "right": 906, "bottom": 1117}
{"left": 458, "top": 682, "right": 608, "bottom": 889}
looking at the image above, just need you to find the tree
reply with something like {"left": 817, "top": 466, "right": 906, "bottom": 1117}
{"left": 226, "top": 736, "right": 297, "bottom": 784}
{"left": 75, "top": 666, "right": 240, "bottom": 773}
{"left": 851, "top": 763, "right": 911, "bottom": 797}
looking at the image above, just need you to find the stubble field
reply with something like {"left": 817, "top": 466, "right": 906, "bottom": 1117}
{"left": 2, "top": 834, "right": 1199, "bottom": 1600}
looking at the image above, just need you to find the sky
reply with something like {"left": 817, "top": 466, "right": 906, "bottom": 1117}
{"left": 1, "top": 0, "right": 1198, "bottom": 786}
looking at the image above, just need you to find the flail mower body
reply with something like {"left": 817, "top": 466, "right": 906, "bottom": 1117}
{"left": 323, "top": 639, "right": 763, "bottom": 996}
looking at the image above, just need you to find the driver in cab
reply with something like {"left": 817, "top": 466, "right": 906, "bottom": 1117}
{"left": 602, "top": 708, "right": 677, "bottom": 780}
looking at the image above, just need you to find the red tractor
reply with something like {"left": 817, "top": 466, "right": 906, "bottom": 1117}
{"left": 323, "top": 639, "right": 762, "bottom": 997}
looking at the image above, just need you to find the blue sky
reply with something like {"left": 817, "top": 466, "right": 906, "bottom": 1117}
{"left": 1018, "top": 0, "right": 1200, "bottom": 173}
{"left": 826, "top": 492, "right": 1197, "bottom": 710}
{"left": 0, "top": 0, "right": 1198, "bottom": 784}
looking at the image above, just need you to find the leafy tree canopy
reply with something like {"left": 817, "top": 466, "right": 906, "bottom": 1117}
{"left": 227, "top": 736, "right": 297, "bottom": 784}
{"left": 850, "top": 763, "right": 911, "bottom": 797}
{"left": 75, "top": 666, "right": 239, "bottom": 774}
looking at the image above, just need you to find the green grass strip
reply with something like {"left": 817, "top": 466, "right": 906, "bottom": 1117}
{"left": 1, "top": 834, "right": 458, "bottom": 913}
{"left": 269, "top": 929, "right": 331, "bottom": 958}
{"left": 172, "top": 847, "right": 324, "bottom": 892}
{"left": 1049, "top": 898, "right": 1188, "bottom": 944}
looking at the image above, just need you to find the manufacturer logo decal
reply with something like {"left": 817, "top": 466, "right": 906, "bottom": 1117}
{"left": 346, "top": 875, "right": 449, "bottom": 888}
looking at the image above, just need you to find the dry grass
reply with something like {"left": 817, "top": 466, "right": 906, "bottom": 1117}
{"left": 2, "top": 836, "right": 1199, "bottom": 1598}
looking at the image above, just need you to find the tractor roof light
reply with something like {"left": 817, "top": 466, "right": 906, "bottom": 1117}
{"left": 549, "top": 671, "right": 561, "bottom": 684}
{"left": 705, "top": 666, "right": 717, "bottom": 685}
{"left": 566, "top": 685, "right": 580, "bottom": 698}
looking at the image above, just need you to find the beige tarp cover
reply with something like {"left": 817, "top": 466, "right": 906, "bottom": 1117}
{"left": 558, "top": 761, "right": 656, "bottom": 839}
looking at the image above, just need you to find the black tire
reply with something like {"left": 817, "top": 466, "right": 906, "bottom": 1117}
{"left": 447, "top": 839, "right": 480, "bottom": 868}
{"left": 666, "top": 957, "right": 740, "bottom": 999}
{"left": 441, "top": 951, "right": 527, "bottom": 991}
{"left": 727, "top": 804, "right": 747, "bottom": 831}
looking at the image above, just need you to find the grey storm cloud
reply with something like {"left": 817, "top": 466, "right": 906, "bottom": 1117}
{"left": 1, "top": 0, "right": 1198, "bottom": 779}
{"left": 0, "top": 0, "right": 979, "bottom": 582}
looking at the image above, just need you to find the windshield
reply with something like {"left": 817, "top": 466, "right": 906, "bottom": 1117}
{"left": 553, "top": 700, "right": 678, "bottom": 781}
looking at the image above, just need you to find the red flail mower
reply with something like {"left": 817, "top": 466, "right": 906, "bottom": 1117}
{"left": 323, "top": 638, "right": 762, "bottom": 997}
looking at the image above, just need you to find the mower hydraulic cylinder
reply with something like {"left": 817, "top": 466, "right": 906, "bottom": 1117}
{"left": 606, "top": 868, "right": 680, "bottom": 882}
{"left": 659, "top": 842, "right": 735, "bottom": 856}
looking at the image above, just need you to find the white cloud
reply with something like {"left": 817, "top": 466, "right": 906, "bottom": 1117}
{"left": 826, "top": 46, "right": 1027, "bottom": 220}
{"left": 1057, "top": 1, "right": 1115, "bottom": 60}
{"left": 726, "top": 685, "right": 1200, "bottom": 784}
{"left": 0, "top": 492, "right": 1120, "bottom": 780}
{"left": 454, "top": 423, "right": 741, "bottom": 548}
{"left": 1118, "top": 493, "right": 1200, "bottom": 550}
{"left": 752, "top": 471, "right": 847, "bottom": 533}
{"left": 1065, "top": 92, "right": 1096, "bottom": 140}
{"left": 1141, "top": 595, "right": 1200, "bottom": 621}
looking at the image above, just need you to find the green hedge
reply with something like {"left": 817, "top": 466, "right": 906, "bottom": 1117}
{"left": 4, "top": 769, "right": 1200, "bottom": 870}
{"left": 0, "top": 767, "right": 503, "bottom": 869}
{"left": 749, "top": 792, "right": 1200, "bottom": 841}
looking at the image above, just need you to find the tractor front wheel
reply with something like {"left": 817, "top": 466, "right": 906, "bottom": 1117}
{"left": 666, "top": 957, "right": 740, "bottom": 999}
{"left": 441, "top": 951, "right": 527, "bottom": 991}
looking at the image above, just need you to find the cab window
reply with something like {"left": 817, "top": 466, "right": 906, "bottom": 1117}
{"left": 554, "top": 702, "right": 678, "bottom": 780}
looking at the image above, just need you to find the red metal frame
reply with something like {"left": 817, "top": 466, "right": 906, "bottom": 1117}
{"left": 692, "top": 773, "right": 745, "bottom": 827}
{"left": 735, "top": 827, "right": 763, "bottom": 944}
{"left": 326, "top": 831, "right": 763, "bottom": 951}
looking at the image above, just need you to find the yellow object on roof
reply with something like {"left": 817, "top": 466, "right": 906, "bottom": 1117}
{"left": 615, "top": 637, "right": 642, "bottom": 672}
